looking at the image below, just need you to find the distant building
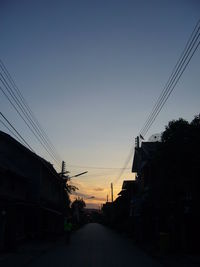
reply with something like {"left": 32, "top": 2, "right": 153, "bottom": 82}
{"left": 0, "top": 131, "right": 66, "bottom": 250}
{"left": 102, "top": 202, "right": 113, "bottom": 225}
{"left": 119, "top": 180, "right": 138, "bottom": 217}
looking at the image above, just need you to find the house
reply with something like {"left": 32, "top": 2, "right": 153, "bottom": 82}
{"left": 132, "top": 141, "right": 160, "bottom": 192}
{"left": 102, "top": 180, "right": 138, "bottom": 232}
{"left": 0, "top": 131, "right": 66, "bottom": 250}
{"left": 118, "top": 180, "right": 138, "bottom": 217}
{"left": 0, "top": 162, "right": 29, "bottom": 250}
{"left": 132, "top": 141, "right": 161, "bottom": 242}
{"left": 131, "top": 138, "right": 200, "bottom": 251}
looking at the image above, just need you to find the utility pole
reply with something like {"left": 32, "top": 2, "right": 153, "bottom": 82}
{"left": 60, "top": 161, "right": 70, "bottom": 180}
{"left": 111, "top": 183, "right": 113, "bottom": 203}
{"left": 135, "top": 136, "right": 139, "bottom": 149}
{"left": 61, "top": 161, "right": 66, "bottom": 177}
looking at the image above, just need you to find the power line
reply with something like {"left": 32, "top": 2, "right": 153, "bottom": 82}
{"left": 0, "top": 118, "right": 28, "bottom": 147}
{"left": 77, "top": 172, "right": 128, "bottom": 177}
{"left": 0, "top": 61, "right": 62, "bottom": 168}
{"left": 0, "top": 59, "right": 62, "bottom": 163}
{"left": 113, "top": 20, "right": 200, "bottom": 188}
{"left": 142, "top": 37, "right": 200, "bottom": 137}
{"left": 0, "top": 83, "right": 61, "bottom": 169}
{"left": 139, "top": 20, "right": 200, "bottom": 136}
{"left": 113, "top": 144, "right": 134, "bottom": 184}
{"left": 141, "top": 29, "right": 200, "bottom": 136}
{"left": 140, "top": 19, "right": 200, "bottom": 137}
{"left": 0, "top": 70, "right": 61, "bottom": 166}
{"left": 67, "top": 164, "right": 130, "bottom": 170}
{"left": 0, "top": 74, "right": 60, "bottom": 163}
{"left": 0, "top": 112, "right": 34, "bottom": 152}
{"left": 0, "top": 112, "right": 63, "bottom": 183}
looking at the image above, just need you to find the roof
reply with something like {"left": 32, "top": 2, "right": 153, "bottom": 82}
{"left": 132, "top": 142, "right": 160, "bottom": 173}
{"left": 0, "top": 131, "right": 59, "bottom": 180}
{"left": 118, "top": 189, "right": 125, "bottom": 196}
{"left": 122, "top": 180, "right": 136, "bottom": 190}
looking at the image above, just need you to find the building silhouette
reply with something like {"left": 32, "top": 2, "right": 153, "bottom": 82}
{"left": 0, "top": 131, "right": 67, "bottom": 251}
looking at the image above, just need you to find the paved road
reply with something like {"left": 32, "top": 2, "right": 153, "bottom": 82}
{"left": 29, "top": 223, "right": 162, "bottom": 267}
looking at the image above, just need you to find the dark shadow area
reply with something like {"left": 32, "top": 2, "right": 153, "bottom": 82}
{"left": 101, "top": 114, "right": 200, "bottom": 266}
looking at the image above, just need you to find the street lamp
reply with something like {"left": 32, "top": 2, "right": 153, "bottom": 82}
{"left": 59, "top": 161, "right": 88, "bottom": 180}
{"left": 68, "top": 171, "right": 88, "bottom": 179}
{"left": 62, "top": 171, "right": 88, "bottom": 180}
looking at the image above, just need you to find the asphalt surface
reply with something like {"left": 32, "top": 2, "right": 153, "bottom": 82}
{"left": 28, "top": 223, "right": 162, "bottom": 267}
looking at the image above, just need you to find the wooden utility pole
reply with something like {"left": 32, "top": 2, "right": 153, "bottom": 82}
{"left": 111, "top": 183, "right": 113, "bottom": 203}
{"left": 135, "top": 136, "right": 139, "bottom": 148}
{"left": 61, "top": 161, "right": 66, "bottom": 176}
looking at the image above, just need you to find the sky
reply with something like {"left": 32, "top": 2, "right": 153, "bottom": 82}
{"left": 0, "top": 0, "right": 200, "bottom": 208}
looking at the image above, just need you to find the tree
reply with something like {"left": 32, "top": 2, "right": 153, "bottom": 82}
{"left": 158, "top": 115, "right": 200, "bottom": 244}
{"left": 191, "top": 113, "right": 200, "bottom": 128}
{"left": 71, "top": 198, "right": 86, "bottom": 224}
{"left": 150, "top": 115, "right": 199, "bottom": 215}
{"left": 61, "top": 171, "right": 79, "bottom": 194}
{"left": 162, "top": 118, "right": 190, "bottom": 143}
{"left": 160, "top": 115, "right": 200, "bottom": 177}
{"left": 71, "top": 198, "right": 86, "bottom": 211}
{"left": 65, "top": 183, "right": 78, "bottom": 194}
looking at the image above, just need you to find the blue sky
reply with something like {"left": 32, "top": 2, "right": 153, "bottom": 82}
{"left": 0, "top": 0, "right": 200, "bottom": 208}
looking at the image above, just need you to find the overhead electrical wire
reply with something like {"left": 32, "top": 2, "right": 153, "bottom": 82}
{"left": 67, "top": 164, "right": 130, "bottom": 170}
{"left": 0, "top": 76, "right": 60, "bottom": 164}
{"left": 0, "top": 60, "right": 62, "bottom": 168}
{"left": 0, "top": 82, "right": 61, "bottom": 168}
{"left": 0, "top": 112, "right": 63, "bottom": 182}
{"left": 0, "top": 117, "right": 30, "bottom": 149}
{"left": 141, "top": 23, "right": 200, "bottom": 136}
{"left": 140, "top": 20, "right": 200, "bottom": 136}
{"left": 0, "top": 112, "right": 34, "bottom": 152}
{"left": 0, "top": 59, "right": 62, "bottom": 163}
{"left": 0, "top": 61, "right": 130, "bottom": 174}
{"left": 0, "top": 118, "right": 24, "bottom": 145}
{"left": 0, "top": 69, "right": 61, "bottom": 166}
{"left": 140, "top": 19, "right": 200, "bottom": 137}
{"left": 140, "top": 20, "right": 200, "bottom": 137}
{"left": 113, "top": 19, "right": 200, "bottom": 187}
{"left": 1, "top": 19, "right": 199, "bottom": 185}
{"left": 113, "top": 144, "right": 134, "bottom": 184}
{"left": 141, "top": 38, "right": 200, "bottom": 137}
